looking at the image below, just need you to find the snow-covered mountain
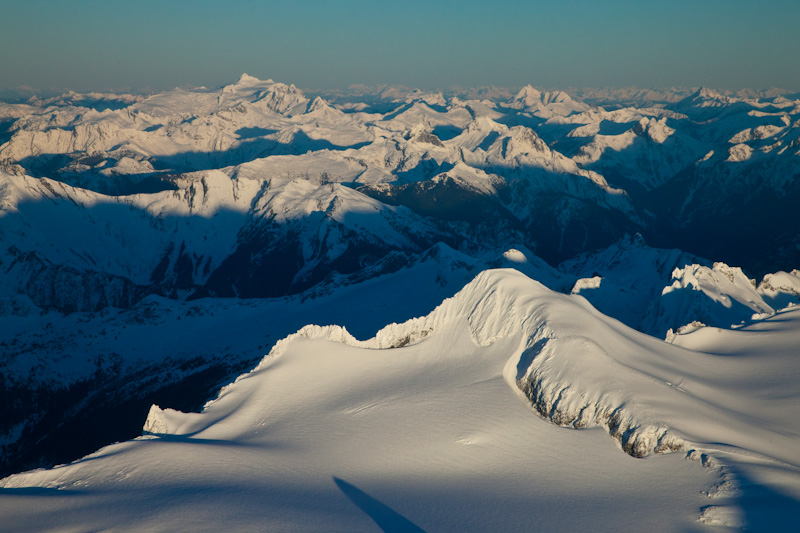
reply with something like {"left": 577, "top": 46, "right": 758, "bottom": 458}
{"left": 561, "top": 233, "right": 709, "bottom": 334}
{"left": 1, "top": 76, "right": 799, "bottom": 529}
{"left": 4, "top": 75, "right": 798, "bottom": 275}
{"left": 3, "top": 269, "right": 799, "bottom": 530}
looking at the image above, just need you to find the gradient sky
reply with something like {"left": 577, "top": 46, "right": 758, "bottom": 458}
{"left": 2, "top": 0, "right": 799, "bottom": 93}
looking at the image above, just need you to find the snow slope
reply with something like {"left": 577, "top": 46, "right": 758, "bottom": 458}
{"left": 2, "top": 269, "right": 798, "bottom": 530}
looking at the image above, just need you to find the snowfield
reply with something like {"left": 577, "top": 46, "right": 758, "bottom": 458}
{"left": 2, "top": 270, "right": 800, "bottom": 530}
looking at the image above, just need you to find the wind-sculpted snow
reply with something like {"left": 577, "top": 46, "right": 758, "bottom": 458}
{"left": 234, "top": 269, "right": 800, "bottom": 524}
{"left": 193, "top": 269, "right": 799, "bottom": 468}
{"left": 4, "top": 268, "right": 799, "bottom": 530}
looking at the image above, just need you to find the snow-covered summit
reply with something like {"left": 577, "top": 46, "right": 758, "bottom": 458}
{"left": 226, "top": 72, "right": 269, "bottom": 88}
{"left": 512, "top": 84, "right": 543, "bottom": 107}
{"left": 508, "top": 85, "right": 588, "bottom": 117}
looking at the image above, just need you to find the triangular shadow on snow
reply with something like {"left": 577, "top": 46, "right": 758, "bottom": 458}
{"left": 333, "top": 476, "right": 426, "bottom": 533}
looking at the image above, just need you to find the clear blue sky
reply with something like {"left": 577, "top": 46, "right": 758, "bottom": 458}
{"left": 2, "top": 0, "right": 799, "bottom": 93}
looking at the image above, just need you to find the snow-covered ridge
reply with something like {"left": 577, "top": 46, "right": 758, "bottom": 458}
{"left": 132, "top": 267, "right": 800, "bottom": 532}
{"left": 3, "top": 261, "right": 799, "bottom": 530}
{"left": 6, "top": 267, "right": 752, "bottom": 531}
{"left": 153, "top": 268, "right": 798, "bottom": 476}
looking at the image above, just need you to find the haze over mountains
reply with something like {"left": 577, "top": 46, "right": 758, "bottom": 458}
{"left": 1, "top": 75, "right": 799, "bottom": 530}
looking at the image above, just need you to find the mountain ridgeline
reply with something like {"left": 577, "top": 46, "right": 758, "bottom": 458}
{"left": 1, "top": 77, "right": 798, "bottom": 313}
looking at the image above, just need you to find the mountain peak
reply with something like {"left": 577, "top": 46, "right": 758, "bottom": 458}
{"left": 467, "top": 115, "right": 506, "bottom": 133}
{"left": 680, "top": 86, "right": 729, "bottom": 106}
{"left": 220, "top": 74, "right": 275, "bottom": 96}
{"left": 696, "top": 87, "right": 722, "bottom": 99}
{"left": 514, "top": 85, "right": 542, "bottom": 105}
{"left": 515, "top": 85, "right": 541, "bottom": 99}
{"left": 546, "top": 90, "right": 573, "bottom": 104}
{"left": 236, "top": 73, "right": 265, "bottom": 85}
{"left": 307, "top": 96, "right": 330, "bottom": 112}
